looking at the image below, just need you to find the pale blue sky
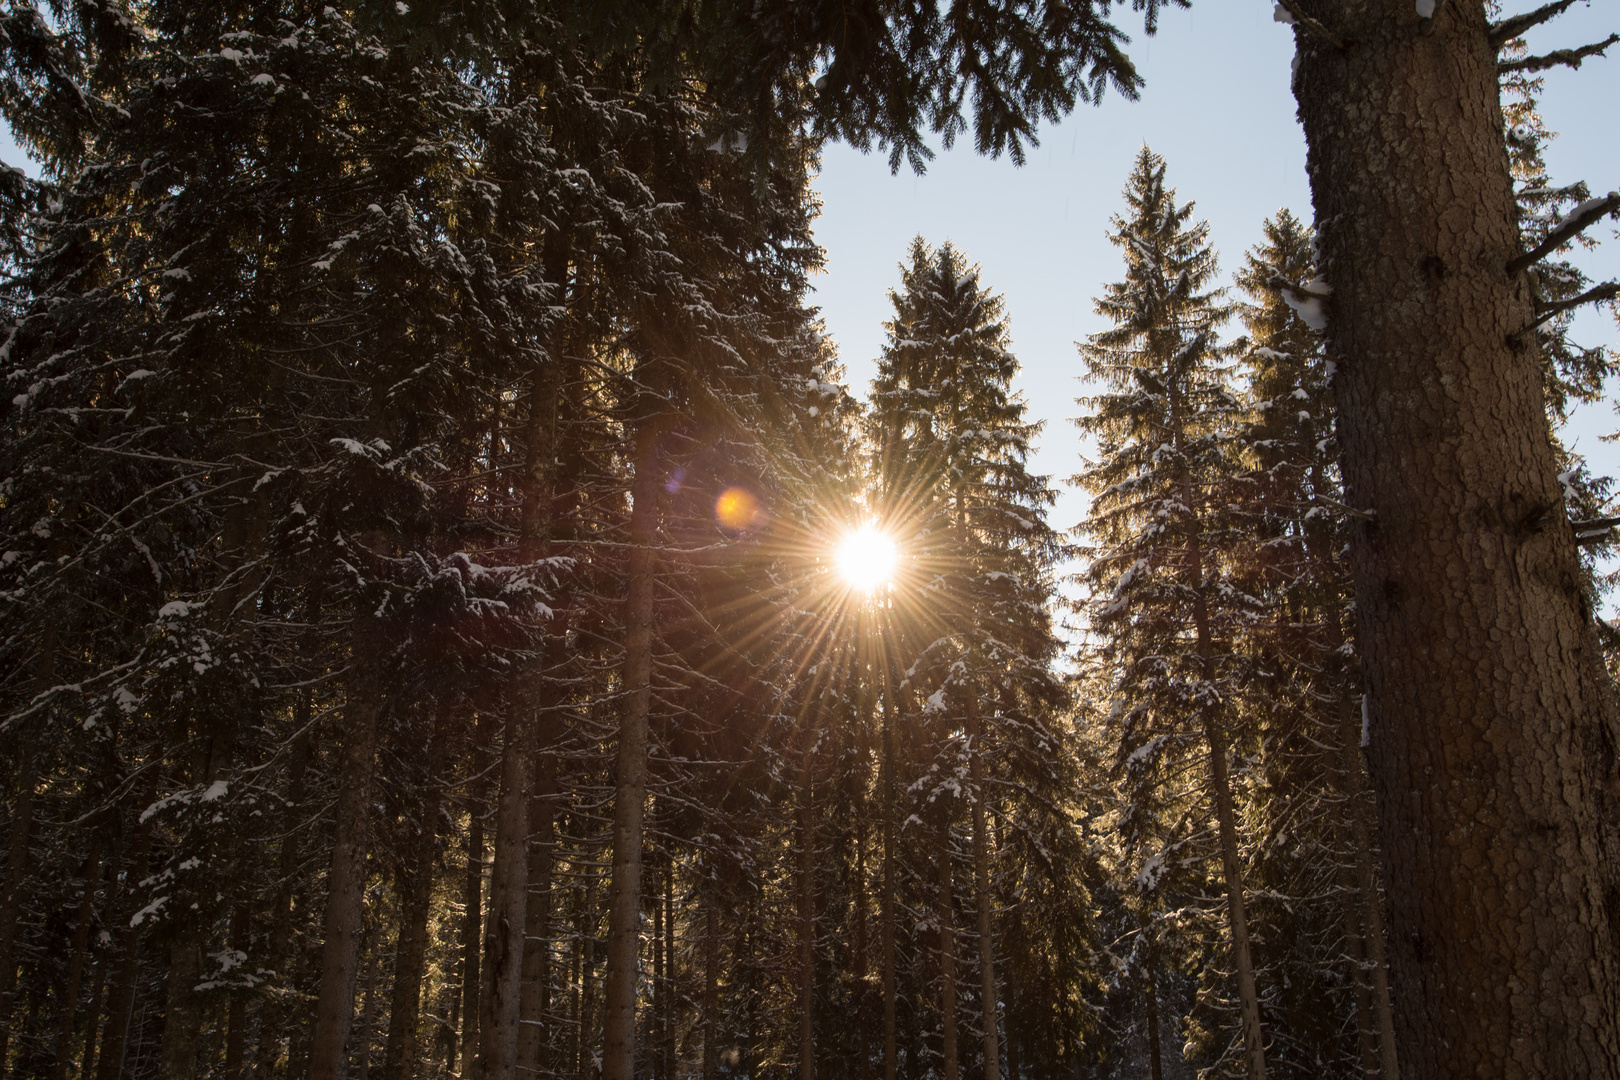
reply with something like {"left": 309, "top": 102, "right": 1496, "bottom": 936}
{"left": 810, "top": 2, "right": 1620, "bottom": 550}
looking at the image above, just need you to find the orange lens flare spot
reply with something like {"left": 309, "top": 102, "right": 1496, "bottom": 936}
{"left": 836, "top": 525, "right": 897, "bottom": 591}
{"left": 715, "top": 487, "right": 765, "bottom": 532}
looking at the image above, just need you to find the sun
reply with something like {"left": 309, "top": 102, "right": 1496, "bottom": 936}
{"left": 836, "top": 524, "right": 898, "bottom": 592}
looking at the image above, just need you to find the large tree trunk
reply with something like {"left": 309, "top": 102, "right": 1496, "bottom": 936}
{"left": 1292, "top": 4, "right": 1620, "bottom": 1074}
{"left": 600, "top": 422, "right": 663, "bottom": 1080}
{"left": 474, "top": 703, "right": 536, "bottom": 1080}
{"left": 305, "top": 621, "right": 385, "bottom": 1080}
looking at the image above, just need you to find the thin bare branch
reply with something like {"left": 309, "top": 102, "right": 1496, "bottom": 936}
{"left": 1489, "top": 0, "right": 1580, "bottom": 49}
{"left": 1500, "top": 34, "right": 1620, "bottom": 74}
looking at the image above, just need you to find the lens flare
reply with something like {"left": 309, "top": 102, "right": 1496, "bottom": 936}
{"left": 836, "top": 524, "right": 897, "bottom": 591}
{"left": 715, "top": 486, "right": 765, "bottom": 532}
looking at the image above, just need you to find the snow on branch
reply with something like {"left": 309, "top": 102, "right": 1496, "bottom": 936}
{"left": 1500, "top": 34, "right": 1620, "bottom": 74}
{"left": 1273, "top": 0, "right": 1345, "bottom": 48}
{"left": 1489, "top": 0, "right": 1580, "bottom": 50}
{"left": 1506, "top": 192, "right": 1620, "bottom": 277}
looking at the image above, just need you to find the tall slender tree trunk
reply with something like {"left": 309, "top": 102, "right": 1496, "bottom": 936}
{"left": 601, "top": 422, "right": 663, "bottom": 1080}
{"left": 306, "top": 619, "right": 386, "bottom": 1080}
{"left": 457, "top": 749, "right": 491, "bottom": 1070}
{"left": 474, "top": 704, "right": 536, "bottom": 1080}
{"left": 702, "top": 872, "right": 720, "bottom": 1080}
{"left": 1292, "top": 5, "right": 1620, "bottom": 1074}
{"left": 1171, "top": 377, "right": 1266, "bottom": 1080}
{"left": 856, "top": 814, "right": 872, "bottom": 1080}
{"left": 797, "top": 756, "right": 817, "bottom": 1080}
{"left": 1203, "top": 712, "right": 1267, "bottom": 1080}
{"left": 881, "top": 694, "right": 898, "bottom": 1080}
{"left": 516, "top": 748, "right": 557, "bottom": 1078}
{"left": 0, "top": 618, "right": 56, "bottom": 1062}
{"left": 50, "top": 834, "right": 104, "bottom": 1080}
{"left": 966, "top": 710, "right": 999, "bottom": 1080}
{"left": 937, "top": 799, "right": 959, "bottom": 1080}
{"left": 93, "top": 797, "right": 154, "bottom": 1080}
{"left": 254, "top": 716, "right": 313, "bottom": 1080}
{"left": 223, "top": 906, "right": 249, "bottom": 1080}
{"left": 383, "top": 745, "right": 442, "bottom": 1080}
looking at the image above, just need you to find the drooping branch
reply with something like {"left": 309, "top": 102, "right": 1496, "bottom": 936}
{"left": 1273, "top": 0, "right": 1347, "bottom": 49}
{"left": 1506, "top": 192, "right": 1620, "bottom": 277}
{"left": 1500, "top": 34, "right": 1620, "bottom": 74}
{"left": 1489, "top": 0, "right": 1580, "bottom": 49}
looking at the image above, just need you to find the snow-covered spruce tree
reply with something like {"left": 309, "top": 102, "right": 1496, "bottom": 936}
{"left": 0, "top": 4, "right": 569, "bottom": 1076}
{"left": 867, "top": 237, "right": 1074, "bottom": 1080}
{"left": 1073, "top": 148, "right": 1267, "bottom": 1080}
{"left": 1227, "top": 209, "right": 1397, "bottom": 1079}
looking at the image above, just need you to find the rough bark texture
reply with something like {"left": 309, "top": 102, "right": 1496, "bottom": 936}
{"left": 305, "top": 622, "right": 384, "bottom": 1080}
{"left": 1292, "top": 3, "right": 1620, "bottom": 1074}
{"left": 474, "top": 703, "right": 535, "bottom": 1080}
{"left": 600, "top": 423, "right": 662, "bottom": 1080}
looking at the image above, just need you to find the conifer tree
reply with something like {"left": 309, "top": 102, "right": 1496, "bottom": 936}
{"left": 1074, "top": 148, "right": 1266, "bottom": 1080}
{"left": 869, "top": 237, "right": 1072, "bottom": 1080}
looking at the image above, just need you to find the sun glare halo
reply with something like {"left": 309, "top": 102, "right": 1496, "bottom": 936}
{"left": 837, "top": 525, "right": 897, "bottom": 592}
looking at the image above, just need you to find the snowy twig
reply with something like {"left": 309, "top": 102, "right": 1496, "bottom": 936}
{"left": 1314, "top": 492, "right": 1375, "bottom": 523}
{"left": 1506, "top": 192, "right": 1620, "bottom": 276}
{"left": 1273, "top": 0, "right": 1346, "bottom": 48}
{"left": 1572, "top": 516, "right": 1620, "bottom": 545}
{"left": 1528, "top": 280, "right": 1620, "bottom": 331}
{"left": 1489, "top": 0, "right": 1580, "bottom": 49}
{"left": 1500, "top": 34, "right": 1620, "bottom": 74}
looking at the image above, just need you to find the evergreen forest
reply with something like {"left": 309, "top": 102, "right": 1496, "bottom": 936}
{"left": 2, "top": 3, "right": 1618, "bottom": 1080}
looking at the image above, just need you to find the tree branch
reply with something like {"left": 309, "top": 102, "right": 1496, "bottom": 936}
{"left": 1273, "top": 0, "right": 1346, "bottom": 49}
{"left": 1506, "top": 192, "right": 1620, "bottom": 277}
{"left": 1528, "top": 280, "right": 1620, "bottom": 331}
{"left": 1500, "top": 34, "right": 1620, "bottom": 74}
{"left": 1489, "top": 0, "right": 1580, "bottom": 49}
